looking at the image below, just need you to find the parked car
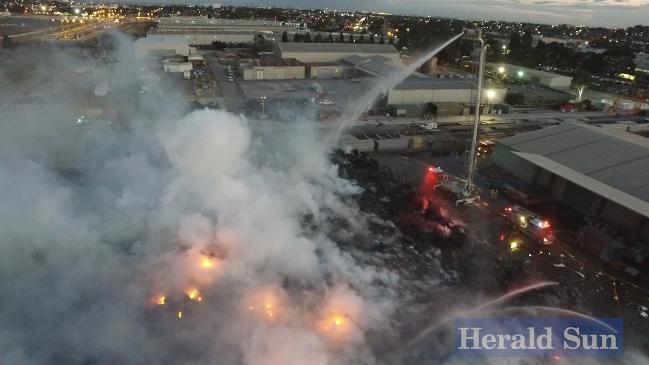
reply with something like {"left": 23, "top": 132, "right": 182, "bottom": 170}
{"left": 420, "top": 122, "right": 439, "bottom": 131}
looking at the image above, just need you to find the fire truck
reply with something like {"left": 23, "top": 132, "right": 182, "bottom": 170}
{"left": 501, "top": 205, "right": 554, "bottom": 245}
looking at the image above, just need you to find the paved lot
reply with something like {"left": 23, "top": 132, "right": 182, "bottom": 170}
{"left": 1, "top": 16, "right": 56, "bottom": 36}
{"left": 203, "top": 53, "right": 246, "bottom": 112}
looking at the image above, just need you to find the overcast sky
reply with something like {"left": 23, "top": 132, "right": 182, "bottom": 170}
{"left": 120, "top": 0, "right": 649, "bottom": 28}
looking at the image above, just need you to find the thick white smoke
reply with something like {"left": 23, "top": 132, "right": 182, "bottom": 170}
{"left": 1, "top": 35, "right": 648, "bottom": 365}
{"left": 0, "top": 40, "right": 399, "bottom": 364}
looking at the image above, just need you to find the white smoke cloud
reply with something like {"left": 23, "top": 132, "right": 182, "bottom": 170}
{"left": 0, "top": 38, "right": 397, "bottom": 365}
{"left": 1, "top": 34, "right": 648, "bottom": 365}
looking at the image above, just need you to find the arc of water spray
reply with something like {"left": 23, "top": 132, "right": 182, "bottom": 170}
{"left": 325, "top": 32, "right": 465, "bottom": 146}
{"left": 495, "top": 306, "right": 618, "bottom": 333}
{"left": 407, "top": 281, "right": 559, "bottom": 347}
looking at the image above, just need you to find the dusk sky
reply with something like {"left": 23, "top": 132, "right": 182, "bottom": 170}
{"left": 116, "top": 0, "right": 649, "bottom": 28}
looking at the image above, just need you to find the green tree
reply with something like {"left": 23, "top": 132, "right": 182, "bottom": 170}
{"left": 338, "top": 32, "right": 344, "bottom": 43}
{"left": 602, "top": 47, "right": 636, "bottom": 74}
{"left": 379, "top": 35, "right": 385, "bottom": 44}
{"left": 304, "top": 32, "right": 312, "bottom": 43}
{"left": 509, "top": 32, "right": 521, "bottom": 60}
{"left": 521, "top": 30, "right": 533, "bottom": 51}
{"left": 505, "top": 92, "right": 525, "bottom": 106}
{"left": 281, "top": 31, "right": 288, "bottom": 42}
{"left": 314, "top": 33, "right": 323, "bottom": 43}
{"left": 348, "top": 34, "right": 354, "bottom": 43}
{"left": 293, "top": 33, "right": 301, "bottom": 42}
{"left": 572, "top": 70, "right": 591, "bottom": 102}
{"left": 581, "top": 53, "right": 608, "bottom": 75}
{"left": 211, "top": 40, "right": 225, "bottom": 50}
{"left": 425, "top": 103, "right": 438, "bottom": 121}
{"left": 369, "top": 34, "right": 375, "bottom": 44}
{"left": 327, "top": 34, "right": 334, "bottom": 43}
{"left": 358, "top": 34, "right": 365, "bottom": 44}
{"left": 486, "top": 38, "right": 502, "bottom": 61}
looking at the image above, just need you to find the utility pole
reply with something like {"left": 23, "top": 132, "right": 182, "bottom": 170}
{"left": 260, "top": 96, "right": 267, "bottom": 119}
{"left": 464, "top": 28, "right": 487, "bottom": 197}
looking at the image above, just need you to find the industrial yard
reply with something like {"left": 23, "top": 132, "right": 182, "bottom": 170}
{"left": 2, "top": 5, "right": 649, "bottom": 364}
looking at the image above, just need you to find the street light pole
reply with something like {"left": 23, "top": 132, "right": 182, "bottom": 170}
{"left": 464, "top": 29, "right": 487, "bottom": 197}
{"left": 260, "top": 96, "right": 266, "bottom": 118}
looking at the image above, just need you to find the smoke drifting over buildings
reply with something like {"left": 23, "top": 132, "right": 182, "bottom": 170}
{"left": 1, "top": 35, "right": 648, "bottom": 365}
{"left": 0, "top": 36, "right": 401, "bottom": 364}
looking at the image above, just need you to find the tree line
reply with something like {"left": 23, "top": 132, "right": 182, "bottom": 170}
{"left": 503, "top": 29, "right": 636, "bottom": 78}
{"left": 281, "top": 31, "right": 391, "bottom": 45}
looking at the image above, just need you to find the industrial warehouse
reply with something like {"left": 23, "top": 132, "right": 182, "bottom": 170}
{"left": 150, "top": 16, "right": 306, "bottom": 44}
{"left": 492, "top": 122, "right": 649, "bottom": 245}
{"left": 274, "top": 42, "right": 401, "bottom": 63}
{"left": 486, "top": 62, "right": 573, "bottom": 89}
{"left": 7, "top": 2, "right": 649, "bottom": 363}
{"left": 133, "top": 34, "right": 193, "bottom": 59}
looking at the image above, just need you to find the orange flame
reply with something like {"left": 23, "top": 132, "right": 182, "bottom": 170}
{"left": 200, "top": 255, "right": 216, "bottom": 269}
{"left": 150, "top": 294, "right": 166, "bottom": 306}
{"left": 315, "top": 310, "right": 356, "bottom": 343}
{"left": 187, "top": 288, "right": 203, "bottom": 302}
{"left": 246, "top": 290, "right": 279, "bottom": 323}
{"left": 327, "top": 314, "right": 346, "bottom": 330}
{"left": 264, "top": 303, "right": 274, "bottom": 319}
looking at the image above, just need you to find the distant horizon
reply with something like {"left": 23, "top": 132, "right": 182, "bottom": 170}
{"left": 86, "top": 0, "right": 649, "bottom": 28}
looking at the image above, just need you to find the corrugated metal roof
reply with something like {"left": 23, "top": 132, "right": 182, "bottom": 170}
{"left": 277, "top": 42, "right": 398, "bottom": 54}
{"left": 341, "top": 55, "right": 368, "bottom": 65}
{"left": 501, "top": 122, "right": 649, "bottom": 217}
{"left": 341, "top": 54, "right": 482, "bottom": 90}
{"left": 514, "top": 152, "right": 649, "bottom": 218}
{"left": 356, "top": 58, "right": 401, "bottom": 78}
{"left": 395, "top": 76, "right": 477, "bottom": 90}
{"left": 136, "top": 34, "right": 189, "bottom": 44}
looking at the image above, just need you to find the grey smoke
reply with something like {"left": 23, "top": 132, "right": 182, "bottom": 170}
{"left": 1, "top": 34, "right": 648, "bottom": 365}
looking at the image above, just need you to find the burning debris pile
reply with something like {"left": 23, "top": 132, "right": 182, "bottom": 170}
{"left": 332, "top": 150, "right": 466, "bottom": 247}
{"left": 0, "top": 97, "right": 549, "bottom": 364}
{"left": 330, "top": 150, "right": 489, "bottom": 284}
{"left": 3, "top": 40, "right": 648, "bottom": 365}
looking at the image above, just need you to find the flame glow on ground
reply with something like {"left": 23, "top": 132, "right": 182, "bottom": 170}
{"left": 244, "top": 288, "right": 282, "bottom": 323}
{"left": 187, "top": 288, "right": 203, "bottom": 302}
{"left": 152, "top": 295, "right": 166, "bottom": 306}
{"left": 4, "top": 41, "right": 649, "bottom": 365}
{"left": 318, "top": 312, "right": 351, "bottom": 341}
{"left": 200, "top": 255, "right": 216, "bottom": 269}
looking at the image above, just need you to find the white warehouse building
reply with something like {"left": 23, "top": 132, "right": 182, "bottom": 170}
{"left": 239, "top": 58, "right": 305, "bottom": 80}
{"left": 274, "top": 42, "right": 400, "bottom": 63}
{"left": 342, "top": 55, "right": 507, "bottom": 106}
{"left": 487, "top": 62, "right": 573, "bottom": 89}
{"left": 388, "top": 76, "right": 507, "bottom": 105}
{"left": 134, "top": 35, "right": 192, "bottom": 60}
{"left": 151, "top": 16, "right": 306, "bottom": 45}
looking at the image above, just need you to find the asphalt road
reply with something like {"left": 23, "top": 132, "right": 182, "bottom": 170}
{"left": 4, "top": 15, "right": 145, "bottom": 43}
{"left": 352, "top": 110, "right": 608, "bottom": 127}
{"left": 203, "top": 53, "right": 247, "bottom": 112}
{"left": 1, "top": 15, "right": 58, "bottom": 36}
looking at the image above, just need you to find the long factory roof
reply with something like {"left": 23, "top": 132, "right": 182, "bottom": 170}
{"left": 277, "top": 42, "right": 399, "bottom": 55}
{"left": 500, "top": 122, "right": 649, "bottom": 217}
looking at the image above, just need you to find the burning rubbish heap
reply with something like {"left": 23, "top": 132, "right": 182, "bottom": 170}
{"left": 332, "top": 150, "right": 466, "bottom": 248}
{"left": 3, "top": 41, "right": 649, "bottom": 364}
{"left": 331, "top": 150, "right": 497, "bottom": 285}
